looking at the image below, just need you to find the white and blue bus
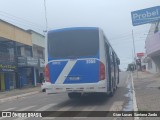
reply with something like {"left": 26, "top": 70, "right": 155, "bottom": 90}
{"left": 45, "top": 27, "right": 120, "bottom": 99}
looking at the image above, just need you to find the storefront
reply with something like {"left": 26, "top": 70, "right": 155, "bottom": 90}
{"left": 18, "top": 56, "right": 39, "bottom": 88}
{"left": 18, "top": 67, "right": 34, "bottom": 88}
{"left": 0, "top": 63, "right": 17, "bottom": 91}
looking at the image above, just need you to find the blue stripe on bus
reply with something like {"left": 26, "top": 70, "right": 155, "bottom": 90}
{"left": 48, "top": 61, "right": 68, "bottom": 84}
{"left": 63, "top": 59, "right": 99, "bottom": 84}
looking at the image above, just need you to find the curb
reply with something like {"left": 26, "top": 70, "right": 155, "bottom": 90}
{"left": 0, "top": 91, "right": 40, "bottom": 103}
{"left": 131, "top": 73, "right": 139, "bottom": 120}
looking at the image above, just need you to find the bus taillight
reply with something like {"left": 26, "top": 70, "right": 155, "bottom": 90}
{"left": 99, "top": 62, "right": 105, "bottom": 80}
{"left": 45, "top": 64, "right": 50, "bottom": 82}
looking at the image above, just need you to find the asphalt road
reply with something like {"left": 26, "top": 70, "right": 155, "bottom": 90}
{"left": 0, "top": 72, "right": 134, "bottom": 120}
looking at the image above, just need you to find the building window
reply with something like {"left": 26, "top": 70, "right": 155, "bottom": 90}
{"left": 25, "top": 46, "right": 32, "bottom": 57}
{"left": 37, "top": 50, "right": 43, "bottom": 59}
{"left": 17, "top": 47, "right": 21, "bottom": 56}
{"left": 0, "top": 45, "right": 15, "bottom": 62}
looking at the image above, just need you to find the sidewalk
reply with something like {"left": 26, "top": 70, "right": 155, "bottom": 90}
{"left": 0, "top": 86, "right": 41, "bottom": 100}
{"left": 133, "top": 71, "right": 160, "bottom": 112}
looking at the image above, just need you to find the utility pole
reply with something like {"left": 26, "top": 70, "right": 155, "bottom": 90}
{"left": 43, "top": 0, "right": 48, "bottom": 66}
{"left": 132, "top": 30, "right": 138, "bottom": 78}
{"left": 44, "top": 0, "right": 48, "bottom": 32}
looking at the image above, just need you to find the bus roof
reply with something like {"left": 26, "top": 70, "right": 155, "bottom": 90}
{"left": 48, "top": 27, "right": 99, "bottom": 34}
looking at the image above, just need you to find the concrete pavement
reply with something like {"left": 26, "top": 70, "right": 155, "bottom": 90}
{"left": 133, "top": 71, "right": 160, "bottom": 120}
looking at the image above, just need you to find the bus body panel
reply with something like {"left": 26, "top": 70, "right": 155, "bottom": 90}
{"left": 48, "top": 59, "right": 100, "bottom": 84}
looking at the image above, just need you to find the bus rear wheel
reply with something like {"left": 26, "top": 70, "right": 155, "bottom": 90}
{"left": 68, "top": 93, "right": 81, "bottom": 99}
{"left": 109, "top": 78, "right": 114, "bottom": 97}
{"left": 109, "top": 88, "right": 114, "bottom": 97}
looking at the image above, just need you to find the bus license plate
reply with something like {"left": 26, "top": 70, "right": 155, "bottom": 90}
{"left": 69, "top": 77, "right": 80, "bottom": 80}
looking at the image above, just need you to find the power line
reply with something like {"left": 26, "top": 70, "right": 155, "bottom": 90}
{"left": 0, "top": 15, "right": 43, "bottom": 33}
{"left": 0, "top": 11, "right": 45, "bottom": 30}
{"left": 0, "top": 10, "right": 53, "bottom": 34}
{"left": 109, "top": 29, "right": 155, "bottom": 41}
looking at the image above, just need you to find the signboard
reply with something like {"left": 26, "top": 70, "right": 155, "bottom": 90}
{"left": 27, "top": 57, "right": 38, "bottom": 66}
{"left": 137, "top": 52, "right": 144, "bottom": 58}
{"left": 0, "top": 63, "right": 17, "bottom": 72}
{"left": 131, "top": 6, "right": 160, "bottom": 26}
{"left": 18, "top": 57, "right": 40, "bottom": 67}
{"left": 18, "top": 57, "right": 27, "bottom": 66}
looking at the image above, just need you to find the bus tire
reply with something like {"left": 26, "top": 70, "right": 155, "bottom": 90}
{"left": 68, "top": 93, "right": 81, "bottom": 99}
{"left": 117, "top": 75, "right": 120, "bottom": 84}
{"left": 109, "top": 89, "right": 114, "bottom": 97}
{"left": 113, "top": 79, "right": 117, "bottom": 91}
{"left": 109, "top": 78, "right": 114, "bottom": 97}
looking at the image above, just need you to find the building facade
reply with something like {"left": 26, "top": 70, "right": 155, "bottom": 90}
{"left": 0, "top": 19, "right": 45, "bottom": 91}
{"left": 0, "top": 19, "right": 32, "bottom": 91}
{"left": 145, "top": 21, "right": 160, "bottom": 74}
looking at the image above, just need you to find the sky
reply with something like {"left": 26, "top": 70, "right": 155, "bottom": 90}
{"left": 0, "top": 0, "right": 159, "bottom": 70}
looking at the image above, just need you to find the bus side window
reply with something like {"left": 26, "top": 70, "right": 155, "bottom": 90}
{"left": 109, "top": 48, "right": 113, "bottom": 64}
{"left": 117, "top": 58, "right": 120, "bottom": 65}
{"left": 113, "top": 52, "right": 117, "bottom": 65}
{"left": 104, "top": 42, "right": 109, "bottom": 58}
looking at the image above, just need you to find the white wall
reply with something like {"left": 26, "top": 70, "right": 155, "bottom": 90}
{"left": 147, "top": 59, "right": 159, "bottom": 74}
{"left": 30, "top": 31, "right": 45, "bottom": 59}
{"left": 152, "top": 56, "right": 160, "bottom": 73}
{"left": 31, "top": 32, "right": 45, "bottom": 48}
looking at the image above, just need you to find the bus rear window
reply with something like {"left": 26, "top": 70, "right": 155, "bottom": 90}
{"left": 48, "top": 29, "right": 99, "bottom": 59}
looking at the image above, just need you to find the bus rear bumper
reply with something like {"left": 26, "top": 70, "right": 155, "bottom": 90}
{"left": 46, "top": 81, "right": 107, "bottom": 94}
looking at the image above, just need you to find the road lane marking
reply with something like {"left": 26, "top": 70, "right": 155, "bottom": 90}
{"left": 42, "top": 103, "right": 76, "bottom": 119}
{"left": 11, "top": 106, "right": 36, "bottom": 120}
{"left": 0, "top": 107, "right": 35, "bottom": 120}
{"left": 2, "top": 107, "right": 15, "bottom": 111}
{"left": 57, "top": 104, "right": 75, "bottom": 111}
{"left": 73, "top": 106, "right": 97, "bottom": 119}
{"left": 131, "top": 73, "right": 138, "bottom": 111}
{"left": 109, "top": 101, "right": 124, "bottom": 111}
{"left": 108, "top": 101, "right": 124, "bottom": 120}
{"left": 12, "top": 104, "right": 56, "bottom": 120}
{"left": 36, "top": 103, "right": 57, "bottom": 111}
{"left": 0, "top": 91, "right": 39, "bottom": 103}
{"left": 16, "top": 105, "right": 36, "bottom": 111}
{"left": 131, "top": 73, "right": 139, "bottom": 120}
